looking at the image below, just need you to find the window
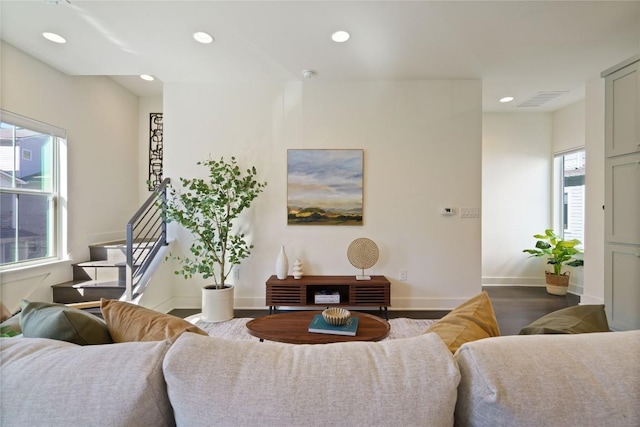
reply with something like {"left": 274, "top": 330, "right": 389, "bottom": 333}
{"left": 553, "top": 150, "right": 586, "bottom": 246}
{"left": 0, "top": 111, "right": 66, "bottom": 268}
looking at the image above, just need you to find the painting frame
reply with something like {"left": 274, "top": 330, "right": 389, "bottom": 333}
{"left": 148, "top": 112, "right": 163, "bottom": 190}
{"left": 287, "top": 149, "right": 363, "bottom": 225}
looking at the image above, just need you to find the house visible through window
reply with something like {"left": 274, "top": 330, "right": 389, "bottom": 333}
{"left": 554, "top": 150, "right": 585, "bottom": 247}
{"left": 0, "top": 111, "right": 66, "bottom": 267}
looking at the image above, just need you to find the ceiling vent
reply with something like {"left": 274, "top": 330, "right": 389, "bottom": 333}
{"left": 517, "top": 91, "right": 569, "bottom": 108}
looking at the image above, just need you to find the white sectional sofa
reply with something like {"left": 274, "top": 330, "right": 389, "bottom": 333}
{"left": 1, "top": 329, "right": 639, "bottom": 427}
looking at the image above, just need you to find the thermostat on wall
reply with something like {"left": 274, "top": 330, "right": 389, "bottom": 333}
{"left": 441, "top": 207, "right": 456, "bottom": 216}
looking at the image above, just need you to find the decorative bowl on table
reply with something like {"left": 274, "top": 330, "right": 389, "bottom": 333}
{"left": 322, "top": 308, "right": 351, "bottom": 326}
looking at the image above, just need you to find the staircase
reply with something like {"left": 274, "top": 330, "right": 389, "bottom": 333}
{"left": 52, "top": 178, "right": 170, "bottom": 308}
{"left": 52, "top": 240, "right": 152, "bottom": 305}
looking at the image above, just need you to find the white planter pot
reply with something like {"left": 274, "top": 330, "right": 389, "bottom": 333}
{"left": 202, "top": 285, "right": 234, "bottom": 323}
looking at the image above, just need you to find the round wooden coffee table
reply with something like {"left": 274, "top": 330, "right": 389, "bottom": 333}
{"left": 246, "top": 310, "right": 390, "bottom": 344}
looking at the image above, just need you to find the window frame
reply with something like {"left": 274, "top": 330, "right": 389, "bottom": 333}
{"left": 0, "top": 110, "right": 66, "bottom": 270}
{"left": 552, "top": 148, "right": 586, "bottom": 248}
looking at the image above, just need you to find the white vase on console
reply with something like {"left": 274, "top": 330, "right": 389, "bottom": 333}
{"left": 276, "top": 245, "right": 289, "bottom": 280}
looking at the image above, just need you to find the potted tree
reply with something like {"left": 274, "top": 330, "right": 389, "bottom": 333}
{"left": 523, "top": 229, "right": 584, "bottom": 296}
{"left": 165, "top": 156, "right": 267, "bottom": 322}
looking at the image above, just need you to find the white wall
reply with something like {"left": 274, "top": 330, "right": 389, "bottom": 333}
{"left": 0, "top": 42, "right": 609, "bottom": 313}
{"left": 0, "top": 42, "right": 139, "bottom": 313}
{"left": 482, "top": 113, "right": 552, "bottom": 285}
{"left": 163, "top": 80, "right": 482, "bottom": 310}
{"left": 581, "top": 78, "right": 606, "bottom": 304}
{"left": 553, "top": 101, "right": 586, "bottom": 154}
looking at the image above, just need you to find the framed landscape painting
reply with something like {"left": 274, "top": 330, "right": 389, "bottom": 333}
{"left": 287, "top": 149, "right": 363, "bottom": 225}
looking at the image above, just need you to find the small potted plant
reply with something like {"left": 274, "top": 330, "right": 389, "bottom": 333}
{"left": 165, "top": 156, "right": 267, "bottom": 322}
{"left": 523, "top": 229, "right": 584, "bottom": 295}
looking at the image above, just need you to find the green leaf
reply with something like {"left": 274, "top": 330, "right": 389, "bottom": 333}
{"left": 164, "top": 155, "right": 266, "bottom": 285}
{"left": 523, "top": 229, "right": 584, "bottom": 274}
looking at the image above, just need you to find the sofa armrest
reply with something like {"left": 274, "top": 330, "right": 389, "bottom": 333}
{"left": 454, "top": 331, "right": 640, "bottom": 427}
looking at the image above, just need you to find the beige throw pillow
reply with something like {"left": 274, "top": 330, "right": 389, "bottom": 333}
{"left": 425, "top": 291, "right": 500, "bottom": 353}
{"left": 100, "top": 298, "right": 208, "bottom": 342}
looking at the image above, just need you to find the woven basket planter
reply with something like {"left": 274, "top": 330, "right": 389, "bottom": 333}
{"left": 545, "top": 272, "right": 570, "bottom": 296}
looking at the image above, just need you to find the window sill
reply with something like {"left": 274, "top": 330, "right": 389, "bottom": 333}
{"left": 0, "top": 259, "right": 72, "bottom": 284}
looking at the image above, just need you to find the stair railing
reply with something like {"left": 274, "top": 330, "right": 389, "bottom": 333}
{"left": 125, "top": 178, "right": 170, "bottom": 301}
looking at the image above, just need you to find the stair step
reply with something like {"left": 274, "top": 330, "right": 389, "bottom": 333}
{"left": 52, "top": 280, "right": 125, "bottom": 304}
{"left": 89, "top": 240, "right": 154, "bottom": 263}
{"left": 72, "top": 261, "right": 126, "bottom": 283}
{"left": 52, "top": 239, "right": 158, "bottom": 305}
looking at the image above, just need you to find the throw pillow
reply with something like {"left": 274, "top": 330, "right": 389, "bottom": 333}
{"left": 518, "top": 304, "right": 610, "bottom": 335}
{"left": 0, "top": 312, "right": 22, "bottom": 337}
{"left": 100, "top": 298, "right": 208, "bottom": 342}
{"left": 20, "top": 300, "right": 112, "bottom": 345}
{"left": 425, "top": 291, "right": 500, "bottom": 353}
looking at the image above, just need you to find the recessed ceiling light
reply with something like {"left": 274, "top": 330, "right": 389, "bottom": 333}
{"left": 331, "top": 30, "right": 350, "bottom": 43}
{"left": 140, "top": 75, "right": 154, "bottom": 81}
{"left": 193, "top": 31, "right": 214, "bottom": 44}
{"left": 42, "top": 32, "right": 66, "bottom": 44}
{"left": 500, "top": 96, "right": 515, "bottom": 103}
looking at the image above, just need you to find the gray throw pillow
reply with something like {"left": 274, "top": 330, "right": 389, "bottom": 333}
{"left": 518, "top": 304, "right": 610, "bottom": 335}
{"left": 20, "top": 300, "right": 112, "bottom": 345}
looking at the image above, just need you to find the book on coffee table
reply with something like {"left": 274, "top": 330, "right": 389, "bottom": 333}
{"left": 308, "top": 314, "right": 358, "bottom": 336}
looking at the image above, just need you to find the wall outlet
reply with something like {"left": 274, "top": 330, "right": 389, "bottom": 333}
{"left": 399, "top": 270, "right": 407, "bottom": 281}
{"left": 232, "top": 267, "right": 239, "bottom": 280}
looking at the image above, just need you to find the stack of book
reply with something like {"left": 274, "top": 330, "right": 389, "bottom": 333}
{"left": 308, "top": 314, "right": 359, "bottom": 336}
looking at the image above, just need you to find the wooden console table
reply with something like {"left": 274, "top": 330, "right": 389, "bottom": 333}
{"left": 265, "top": 275, "right": 391, "bottom": 319}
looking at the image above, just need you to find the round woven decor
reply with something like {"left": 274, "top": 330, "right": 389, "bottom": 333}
{"left": 347, "top": 238, "right": 379, "bottom": 270}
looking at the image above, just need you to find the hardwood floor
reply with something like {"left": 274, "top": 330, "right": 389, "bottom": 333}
{"left": 170, "top": 286, "right": 580, "bottom": 336}
{"left": 483, "top": 286, "right": 579, "bottom": 335}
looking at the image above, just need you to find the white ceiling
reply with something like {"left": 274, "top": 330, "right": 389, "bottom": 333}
{"left": 1, "top": 0, "right": 639, "bottom": 112}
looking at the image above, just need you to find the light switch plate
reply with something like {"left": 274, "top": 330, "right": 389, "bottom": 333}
{"left": 460, "top": 207, "right": 480, "bottom": 218}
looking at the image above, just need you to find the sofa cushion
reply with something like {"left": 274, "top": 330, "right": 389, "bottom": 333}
{"left": 20, "top": 300, "right": 112, "bottom": 345}
{"left": 454, "top": 331, "right": 640, "bottom": 427}
{"left": 518, "top": 304, "right": 610, "bottom": 335}
{"left": 163, "top": 332, "right": 460, "bottom": 427}
{"left": 100, "top": 298, "right": 207, "bottom": 342}
{"left": 0, "top": 337, "right": 174, "bottom": 427}
{"left": 425, "top": 291, "right": 500, "bottom": 353}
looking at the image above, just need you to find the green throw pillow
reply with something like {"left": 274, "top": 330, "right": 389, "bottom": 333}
{"left": 20, "top": 300, "right": 113, "bottom": 345}
{"left": 518, "top": 304, "right": 610, "bottom": 335}
{"left": 0, "top": 312, "right": 22, "bottom": 337}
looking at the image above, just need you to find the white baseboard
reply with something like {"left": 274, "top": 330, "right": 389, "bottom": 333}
{"left": 482, "top": 277, "right": 545, "bottom": 286}
{"left": 579, "top": 294, "right": 604, "bottom": 305}
{"left": 144, "top": 298, "right": 176, "bottom": 314}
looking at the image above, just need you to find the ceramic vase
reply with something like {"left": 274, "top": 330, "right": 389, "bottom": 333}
{"left": 293, "top": 259, "right": 304, "bottom": 279}
{"left": 276, "top": 245, "right": 289, "bottom": 280}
